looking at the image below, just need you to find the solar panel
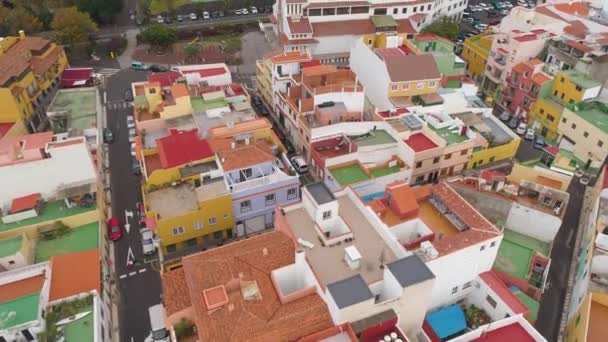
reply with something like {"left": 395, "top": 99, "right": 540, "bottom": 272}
{"left": 400, "top": 115, "right": 423, "bottom": 130}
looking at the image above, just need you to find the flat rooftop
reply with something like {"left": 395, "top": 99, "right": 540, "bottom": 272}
{"left": 147, "top": 182, "right": 199, "bottom": 219}
{"left": 472, "top": 322, "right": 538, "bottom": 342}
{"left": 195, "top": 178, "right": 229, "bottom": 202}
{"left": 47, "top": 88, "right": 98, "bottom": 131}
{"left": 479, "top": 117, "right": 513, "bottom": 146}
{"left": 35, "top": 222, "right": 99, "bottom": 262}
{"left": 61, "top": 302, "right": 94, "bottom": 342}
{"left": 494, "top": 229, "right": 550, "bottom": 280}
{"left": 0, "top": 199, "right": 96, "bottom": 232}
{"left": 0, "top": 292, "right": 39, "bottom": 329}
{"left": 349, "top": 129, "right": 396, "bottom": 146}
{"left": 193, "top": 108, "right": 256, "bottom": 138}
{"left": 284, "top": 194, "right": 398, "bottom": 285}
{"left": 405, "top": 132, "right": 438, "bottom": 152}
{"left": 429, "top": 125, "right": 469, "bottom": 145}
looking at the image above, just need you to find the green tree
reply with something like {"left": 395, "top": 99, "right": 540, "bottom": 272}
{"left": 183, "top": 41, "right": 202, "bottom": 63}
{"left": 195, "top": 2, "right": 205, "bottom": 17}
{"left": 72, "top": 0, "right": 123, "bottom": 24}
{"left": 421, "top": 16, "right": 460, "bottom": 41}
{"left": 224, "top": 0, "right": 233, "bottom": 11}
{"left": 142, "top": 24, "right": 177, "bottom": 48}
{"left": 0, "top": 6, "right": 43, "bottom": 36}
{"left": 51, "top": 7, "right": 98, "bottom": 46}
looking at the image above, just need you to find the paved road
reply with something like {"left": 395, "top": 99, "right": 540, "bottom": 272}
{"left": 106, "top": 70, "right": 163, "bottom": 342}
{"left": 535, "top": 174, "right": 586, "bottom": 341}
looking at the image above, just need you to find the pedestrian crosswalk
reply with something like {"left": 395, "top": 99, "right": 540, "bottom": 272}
{"left": 106, "top": 101, "right": 131, "bottom": 110}
{"left": 94, "top": 68, "right": 121, "bottom": 80}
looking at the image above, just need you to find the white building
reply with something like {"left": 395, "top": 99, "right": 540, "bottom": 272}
{"left": 171, "top": 63, "right": 232, "bottom": 86}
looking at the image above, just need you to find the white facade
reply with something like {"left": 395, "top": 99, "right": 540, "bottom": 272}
{"left": 350, "top": 39, "right": 394, "bottom": 111}
{"left": 505, "top": 203, "right": 561, "bottom": 243}
{"left": 433, "top": 0, "right": 468, "bottom": 20}
{"left": 171, "top": 63, "right": 232, "bottom": 86}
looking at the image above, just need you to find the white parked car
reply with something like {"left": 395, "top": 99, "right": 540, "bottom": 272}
{"left": 130, "top": 142, "right": 136, "bottom": 157}
{"left": 242, "top": 8, "right": 249, "bottom": 15}
{"left": 516, "top": 122, "right": 527, "bottom": 135}
{"left": 126, "top": 115, "right": 135, "bottom": 129}
{"left": 203, "top": 11, "right": 210, "bottom": 19}
{"left": 128, "top": 128, "right": 136, "bottom": 143}
{"left": 524, "top": 128, "right": 535, "bottom": 140}
{"left": 596, "top": 227, "right": 608, "bottom": 253}
{"left": 475, "top": 23, "right": 489, "bottom": 31}
{"left": 140, "top": 228, "right": 156, "bottom": 255}
{"left": 189, "top": 13, "right": 197, "bottom": 20}
{"left": 290, "top": 156, "right": 309, "bottom": 174}
{"left": 156, "top": 15, "right": 164, "bottom": 24}
{"left": 251, "top": 6, "right": 258, "bottom": 14}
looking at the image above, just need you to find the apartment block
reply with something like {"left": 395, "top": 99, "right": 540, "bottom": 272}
{"left": 502, "top": 59, "right": 553, "bottom": 120}
{"left": 461, "top": 31, "right": 495, "bottom": 83}
{"left": 209, "top": 118, "right": 300, "bottom": 236}
{"left": 481, "top": 29, "right": 553, "bottom": 104}
{"left": 275, "top": 64, "right": 365, "bottom": 155}
{"left": 0, "top": 31, "right": 68, "bottom": 131}
{"left": 350, "top": 37, "right": 442, "bottom": 112}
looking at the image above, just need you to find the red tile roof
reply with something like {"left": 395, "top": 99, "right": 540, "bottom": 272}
{"left": 0, "top": 36, "right": 57, "bottom": 86}
{"left": 164, "top": 231, "right": 334, "bottom": 341}
{"left": 405, "top": 132, "right": 438, "bottom": 152}
{"left": 564, "top": 20, "right": 588, "bottom": 38}
{"left": 565, "top": 39, "right": 593, "bottom": 53}
{"left": 270, "top": 51, "right": 311, "bottom": 64}
{"left": 0, "top": 275, "right": 45, "bottom": 302}
{"left": 49, "top": 249, "right": 100, "bottom": 301}
{"left": 534, "top": 6, "right": 566, "bottom": 21}
{"left": 148, "top": 71, "right": 182, "bottom": 88}
{"left": 311, "top": 18, "right": 415, "bottom": 37}
{"left": 479, "top": 271, "right": 529, "bottom": 315}
{"left": 472, "top": 322, "right": 536, "bottom": 342}
{"left": 513, "top": 34, "right": 539, "bottom": 43}
{"left": 61, "top": 68, "right": 92, "bottom": 88}
{"left": 161, "top": 267, "right": 191, "bottom": 315}
{"left": 10, "top": 193, "right": 40, "bottom": 214}
{"left": 553, "top": 2, "right": 589, "bottom": 16}
{"left": 181, "top": 67, "right": 226, "bottom": 78}
{"left": 287, "top": 17, "right": 313, "bottom": 34}
{"left": 280, "top": 34, "right": 319, "bottom": 45}
{"left": 157, "top": 130, "right": 214, "bottom": 169}
{"left": 305, "top": 1, "right": 369, "bottom": 9}
{"left": 217, "top": 142, "right": 275, "bottom": 171}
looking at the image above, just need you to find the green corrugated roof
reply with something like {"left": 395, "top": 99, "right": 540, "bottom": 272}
{"left": 0, "top": 235, "right": 22, "bottom": 257}
{"left": 0, "top": 292, "right": 40, "bottom": 329}
{"left": 371, "top": 15, "right": 397, "bottom": 28}
{"left": 577, "top": 107, "right": 608, "bottom": 134}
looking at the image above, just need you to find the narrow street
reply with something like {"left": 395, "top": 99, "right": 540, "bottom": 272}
{"left": 535, "top": 174, "right": 586, "bottom": 341}
{"left": 105, "top": 70, "right": 163, "bottom": 342}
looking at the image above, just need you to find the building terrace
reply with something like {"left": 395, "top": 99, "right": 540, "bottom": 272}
{"left": 0, "top": 199, "right": 96, "bottom": 233}
{"left": 46, "top": 87, "right": 99, "bottom": 133}
{"left": 146, "top": 182, "right": 200, "bottom": 219}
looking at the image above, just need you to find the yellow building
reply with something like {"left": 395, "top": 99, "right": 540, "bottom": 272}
{"left": 0, "top": 31, "right": 68, "bottom": 129}
{"left": 141, "top": 129, "right": 235, "bottom": 254}
{"left": 132, "top": 82, "right": 192, "bottom": 120}
{"left": 468, "top": 136, "right": 521, "bottom": 169}
{"left": 462, "top": 32, "right": 494, "bottom": 83}
{"left": 255, "top": 58, "right": 273, "bottom": 108}
{"left": 566, "top": 292, "right": 608, "bottom": 342}
{"left": 530, "top": 70, "right": 601, "bottom": 140}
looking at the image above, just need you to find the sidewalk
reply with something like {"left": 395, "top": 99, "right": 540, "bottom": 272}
{"left": 117, "top": 29, "right": 139, "bottom": 69}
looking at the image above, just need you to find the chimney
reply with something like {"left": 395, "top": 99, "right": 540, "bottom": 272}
{"left": 18, "top": 30, "right": 25, "bottom": 39}
{"left": 262, "top": 247, "right": 269, "bottom": 256}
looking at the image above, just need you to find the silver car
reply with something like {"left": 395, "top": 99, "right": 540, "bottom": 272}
{"left": 140, "top": 228, "right": 156, "bottom": 255}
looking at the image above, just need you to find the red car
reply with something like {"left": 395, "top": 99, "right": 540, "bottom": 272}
{"left": 107, "top": 217, "right": 123, "bottom": 241}
{"left": 136, "top": 202, "right": 146, "bottom": 225}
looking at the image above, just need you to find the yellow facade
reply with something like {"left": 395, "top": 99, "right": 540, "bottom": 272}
{"left": 140, "top": 83, "right": 192, "bottom": 120}
{"left": 146, "top": 190, "right": 235, "bottom": 254}
{"left": 0, "top": 33, "right": 68, "bottom": 124}
{"left": 462, "top": 33, "right": 493, "bottom": 82}
{"left": 256, "top": 59, "right": 272, "bottom": 107}
{"left": 387, "top": 79, "right": 440, "bottom": 98}
{"left": 529, "top": 97, "right": 564, "bottom": 141}
{"left": 145, "top": 155, "right": 216, "bottom": 190}
{"left": 468, "top": 136, "right": 521, "bottom": 168}
{"left": 552, "top": 71, "right": 599, "bottom": 105}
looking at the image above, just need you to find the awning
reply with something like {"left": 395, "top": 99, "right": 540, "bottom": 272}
{"left": 425, "top": 305, "right": 467, "bottom": 339}
{"left": 61, "top": 68, "right": 93, "bottom": 88}
{"left": 10, "top": 193, "right": 41, "bottom": 213}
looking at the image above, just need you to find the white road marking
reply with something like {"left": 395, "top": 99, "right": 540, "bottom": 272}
{"left": 126, "top": 246, "right": 134, "bottom": 267}
{"left": 124, "top": 210, "right": 133, "bottom": 234}
{"left": 119, "top": 274, "right": 127, "bottom": 279}
{"left": 139, "top": 268, "right": 147, "bottom": 274}
{"left": 129, "top": 271, "right": 137, "bottom": 276}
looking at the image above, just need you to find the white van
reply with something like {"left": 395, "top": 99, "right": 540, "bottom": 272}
{"left": 146, "top": 304, "right": 170, "bottom": 342}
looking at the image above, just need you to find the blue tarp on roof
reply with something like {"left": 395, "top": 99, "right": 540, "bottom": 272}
{"left": 425, "top": 304, "right": 467, "bottom": 339}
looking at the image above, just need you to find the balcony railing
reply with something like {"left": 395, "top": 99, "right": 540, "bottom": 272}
{"left": 226, "top": 167, "right": 294, "bottom": 193}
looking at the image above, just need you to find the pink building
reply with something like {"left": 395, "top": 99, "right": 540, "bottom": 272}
{"left": 481, "top": 29, "right": 553, "bottom": 103}
{"left": 502, "top": 59, "right": 552, "bottom": 120}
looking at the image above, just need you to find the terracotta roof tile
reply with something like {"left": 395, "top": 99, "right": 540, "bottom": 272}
{"left": 280, "top": 34, "right": 319, "bottom": 45}
{"left": 49, "top": 249, "right": 100, "bottom": 301}
{"left": 534, "top": 6, "right": 566, "bottom": 21}
{"left": 0, "top": 275, "right": 45, "bottom": 302}
{"left": 0, "top": 36, "right": 59, "bottom": 86}
{"left": 565, "top": 39, "right": 593, "bottom": 53}
{"left": 554, "top": 2, "right": 589, "bottom": 16}
{"left": 531, "top": 72, "right": 551, "bottom": 85}
{"left": 218, "top": 142, "right": 275, "bottom": 170}
{"left": 287, "top": 17, "right": 313, "bottom": 34}
{"left": 311, "top": 18, "right": 416, "bottom": 37}
{"left": 169, "top": 231, "right": 334, "bottom": 342}
{"left": 270, "top": 50, "right": 311, "bottom": 64}
{"left": 161, "top": 267, "right": 192, "bottom": 315}
{"left": 564, "top": 20, "right": 588, "bottom": 38}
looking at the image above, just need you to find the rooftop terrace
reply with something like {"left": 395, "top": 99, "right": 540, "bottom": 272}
{"left": 329, "top": 157, "right": 405, "bottom": 187}
{"left": 494, "top": 229, "right": 550, "bottom": 280}
{"left": 60, "top": 303, "right": 94, "bottom": 342}
{"left": 428, "top": 125, "right": 469, "bottom": 145}
{"left": 47, "top": 87, "right": 98, "bottom": 131}
{"left": 0, "top": 199, "right": 97, "bottom": 233}
{"left": 588, "top": 294, "right": 608, "bottom": 342}
{"left": 404, "top": 132, "right": 438, "bottom": 152}
{"left": 348, "top": 129, "right": 396, "bottom": 146}
{"left": 283, "top": 193, "right": 398, "bottom": 285}
{"left": 0, "top": 292, "right": 39, "bottom": 330}
{"left": 147, "top": 182, "right": 199, "bottom": 219}
{"left": 574, "top": 102, "right": 608, "bottom": 134}
{"left": 0, "top": 234, "right": 22, "bottom": 257}
{"left": 35, "top": 222, "right": 99, "bottom": 262}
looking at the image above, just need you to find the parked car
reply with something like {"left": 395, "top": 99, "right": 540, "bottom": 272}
{"left": 128, "top": 128, "right": 137, "bottom": 143}
{"left": 189, "top": 13, "right": 197, "bottom": 20}
{"left": 149, "top": 64, "right": 167, "bottom": 72}
{"left": 140, "top": 228, "right": 156, "bottom": 255}
{"left": 124, "top": 89, "right": 134, "bottom": 102}
{"left": 488, "top": 10, "right": 499, "bottom": 17}
{"left": 291, "top": 156, "right": 309, "bottom": 174}
{"left": 259, "top": 106, "right": 269, "bottom": 116}
{"left": 156, "top": 15, "right": 164, "bottom": 24}
{"left": 203, "top": 11, "right": 210, "bottom": 19}
{"left": 533, "top": 136, "right": 546, "bottom": 149}
{"left": 515, "top": 122, "right": 527, "bottom": 135}
{"left": 242, "top": 8, "right": 249, "bottom": 15}
{"left": 127, "top": 115, "right": 135, "bottom": 129}
{"left": 136, "top": 202, "right": 146, "bottom": 224}
{"left": 130, "top": 61, "right": 149, "bottom": 71}
{"left": 234, "top": 9, "right": 242, "bottom": 15}
{"left": 595, "top": 226, "right": 608, "bottom": 253}
{"left": 251, "top": 6, "right": 258, "bottom": 14}
{"left": 132, "top": 159, "right": 141, "bottom": 175}
{"left": 259, "top": 6, "right": 266, "bottom": 13}
{"left": 507, "top": 117, "right": 520, "bottom": 129}
{"left": 524, "top": 128, "right": 535, "bottom": 140}
{"left": 475, "top": 23, "right": 489, "bottom": 31}
{"left": 218, "top": 10, "right": 225, "bottom": 17}
{"left": 107, "top": 217, "right": 123, "bottom": 241}
{"left": 462, "top": 17, "right": 475, "bottom": 23}
{"left": 176, "top": 14, "right": 183, "bottom": 22}
{"left": 103, "top": 128, "right": 114, "bottom": 144}
{"left": 130, "top": 142, "right": 137, "bottom": 157}
{"left": 211, "top": 11, "right": 219, "bottom": 18}
{"left": 164, "top": 16, "right": 172, "bottom": 24}
{"left": 498, "top": 111, "right": 511, "bottom": 122}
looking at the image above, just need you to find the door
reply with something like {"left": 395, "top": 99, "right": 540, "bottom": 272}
{"left": 541, "top": 126, "right": 548, "bottom": 137}
{"left": 244, "top": 215, "right": 266, "bottom": 236}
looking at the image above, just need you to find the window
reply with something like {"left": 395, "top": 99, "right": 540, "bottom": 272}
{"left": 427, "top": 4, "right": 432, "bottom": 10}
{"left": 243, "top": 168, "right": 253, "bottom": 178}
{"left": 213, "top": 231, "right": 223, "bottom": 240}
{"left": 374, "top": 8, "right": 387, "bottom": 15}
{"left": 598, "top": 140, "right": 604, "bottom": 147}
{"left": 547, "top": 114, "right": 555, "bottom": 122}
{"left": 460, "top": 149, "right": 467, "bottom": 156}
{"left": 172, "top": 226, "right": 185, "bottom": 236}
{"left": 417, "top": 82, "right": 425, "bottom": 89}
{"left": 265, "top": 193, "right": 276, "bottom": 205}
{"left": 571, "top": 123, "right": 577, "bottom": 129}
{"left": 451, "top": 286, "right": 458, "bottom": 294}
{"left": 186, "top": 238, "right": 197, "bottom": 247}
{"left": 463, "top": 281, "right": 472, "bottom": 289}
{"left": 227, "top": 229, "right": 233, "bottom": 239}
{"left": 322, "top": 8, "right": 336, "bottom": 15}
{"left": 208, "top": 217, "right": 217, "bottom": 225}
{"left": 540, "top": 108, "right": 545, "bottom": 115}
{"left": 323, "top": 210, "right": 332, "bottom": 220}
{"left": 416, "top": 161, "right": 423, "bottom": 168}
{"left": 393, "top": 8, "right": 398, "bottom": 14}
{"left": 480, "top": 245, "right": 486, "bottom": 251}
{"left": 415, "top": 175, "right": 425, "bottom": 183}
{"left": 560, "top": 77, "right": 565, "bottom": 82}
{"left": 402, "top": 7, "right": 408, "bottom": 13}
{"left": 240, "top": 200, "right": 252, "bottom": 213}
{"left": 8, "top": 260, "right": 15, "bottom": 265}
{"left": 569, "top": 99, "right": 575, "bottom": 104}
{"left": 287, "top": 188, "right": 298, "bottom": 200}
{"left": 166, "top": 244, "right": 177, "bottom": 253}
{"left": 490, "top": 241, "right": 496, "bottom": 247}
{"left": 562, "top": 117, "right": 567, "bottom": 123}
{"left": 575, "top": 85, "right": 582, "bottom": 92}
{"left": 489, "top": 156, "right": 495, "bottom": 162}
{"left": 193, "top": 221, "right": 203, "bottom": 230}
{"left": 584, "top": 131, "right": 589, "bottom": 138}
{"left": 486, "top": 295, "right": 497, "bottom": 308}
{"left": 413, "top": 6, "right": 417, "bottom": 12}
{"left": 224, "top": 213, "right": 230, "bottom": 219}
{"left": 561, "top": 92, "right": 565, "bottom": 100}
{"left": 308, "top": 8, "right": 321, "bottom": 16}
{"left": 433, "top": 157, "right": 440, "bottom": 164}
{"left": 419, "top": 5, "right": 424, "bottom": 11}
{"left": 553, "top": 90, "right": 558, "bottom": 96}
{"left": 444, "top": 153, "right": 452, "bottom": 160}
{"left": 337, "top": 7, "right": 350, "bottom": 15}
{"left": 429, "top": 80, "right": 436, "bottom": 88}
{"left": 391, "top": 83, "right": 399, "bottom": 91}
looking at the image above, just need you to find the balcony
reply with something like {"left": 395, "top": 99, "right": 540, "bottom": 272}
{"left": 494, "top": 56, "right": 507, "bottom": 66}
{"left": 225, "top": 165, "right": 296, "bottom": 193}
